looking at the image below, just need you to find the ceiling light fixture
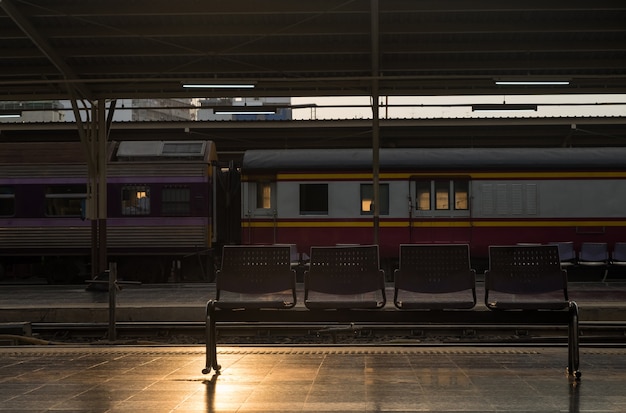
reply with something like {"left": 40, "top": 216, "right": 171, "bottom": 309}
{"left": 0, "top": 111, "right": 22, "bottom": 118}
{"left": 213, "top": 106, "right": 277, "bottom": 115}
{"left": 494, "top": 80, "right": 570, "bottom": 86}
{"left": 472, "top": 104, "right": 538, "bottom": 112}
{"left": 182, "top": 83, "right": 256, "bottom": 89}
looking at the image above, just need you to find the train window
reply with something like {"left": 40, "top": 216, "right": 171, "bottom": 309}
{"left": 360, "top": 183, "right": 389, "bottom": 215}
{"left": 162, "top": 187, "right": 190, "bottom": 216}
{"left": 122, "top": 185, "right": 151, "bottom": 216}
{"left": 416, "top": 181, "right": 431, "bottom": 210}
{"left": 256, "top": 181, "right": 272, "bottom": 209}
{"left": 45, "top": 185, "right": 86, "bottom": 217}
{"left": 299, "top": 183, "right": 328, "bottom": 215}
{"left": 435, "top": 180, "right": 450, "bottom": 210}
{"left": 0, "top": 186, "right": 15, "bottom": 216}
{"left": 415, "top": 179, "right": 470, "bottom": 212}
{"left": 454, "top": 180, "right": 469, "bottom": 210}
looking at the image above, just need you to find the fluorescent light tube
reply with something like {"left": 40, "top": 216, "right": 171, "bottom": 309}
{"left": 182, "top": 83, "right": 255, "bottom": 89}
{"left": 472, "top": 104, "right": 537, "bottom": 112}
{"left": 495, "top": 81, "right": 570, "bottom": 86}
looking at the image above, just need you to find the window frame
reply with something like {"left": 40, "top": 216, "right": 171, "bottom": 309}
{"left": 121, "top": 185, "right": 151, "bottom": 216}
{"left": 412, "top": 176, "right": 471, "bottom": 216}
{"left": 0, "top": 185, "right": 15, "bottom": 217}
{"left": 360, "top": 183, "right": 390, "bottom": 215}
{"left": 44, "top": 184, "right": 87, "bottom": 217}
{"left": 299, "top": 183, "right": 328, "bottom": 215}
{"left": 162, "top": 186, "right": 191, "bottom": 217}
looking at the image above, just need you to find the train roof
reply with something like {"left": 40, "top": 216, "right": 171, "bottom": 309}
{"left": 114, "top": 141, "right": 216, "bottom": 162}
{"left": 242, "top": 147, "right": 626, "bottom": 171}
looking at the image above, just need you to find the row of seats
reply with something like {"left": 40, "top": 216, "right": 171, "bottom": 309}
{"left": 551, "top": 242, "right": 626, "bottom": 281}
{"left": 551, "top": 242, "right": 625, "bottom": 266}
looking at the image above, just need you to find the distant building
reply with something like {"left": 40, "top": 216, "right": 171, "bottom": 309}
{"left": 2, "top": 97, "right": 290, "bottom": 123}
{"left": 129, "top": 98, "right": 196, "bottom": 121}
{"left": 0, "top": 101, "right": 65, "bottom": 123}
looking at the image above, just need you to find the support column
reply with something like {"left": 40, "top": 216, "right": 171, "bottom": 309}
{"left": 72, "top": 98, "right": 109, "bottom": 279}
{"left": 371, "top": 0, "right": 380, "bottom": 245}
{"left": 96, "top": 99, "right": 108, "bottom": 274}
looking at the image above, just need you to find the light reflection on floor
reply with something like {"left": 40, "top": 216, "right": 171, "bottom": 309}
{"left": 0, "top": 346, "right": 624, "bottom": 412}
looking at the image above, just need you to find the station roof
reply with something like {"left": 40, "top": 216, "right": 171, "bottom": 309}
{"left": 1, "top": 0, "right": 626, "bottom": 101}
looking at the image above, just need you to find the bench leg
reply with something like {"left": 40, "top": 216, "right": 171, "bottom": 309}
{"left": 568, "top": 301, "right": 581, "bottom": 379}
{"left": 202, "top": 300, "right": 221, "bottom": 375}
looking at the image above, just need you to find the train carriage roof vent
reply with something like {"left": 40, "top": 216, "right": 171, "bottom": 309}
{"left": 161, "top": 142, "right": 205, "bottom": 156}
{"left": 116, "top": 141, "right": 206, "bottom": 160}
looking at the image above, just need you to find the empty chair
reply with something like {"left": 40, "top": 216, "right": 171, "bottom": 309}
{"left": 549, "top": 242, "right": 577, "bottom": 268}
{"left": 485, "top": 245, "right": 570, "bottom": 310}
{"left": 611, "top": 242, "right": 626, "bottom": 266}
{"left": 578, "top": 242, "right": 609, "bottom": 281}
{"left": 213, "top": 245, "right": 297, "bottom": 308}
{"left": 204, "top": 245, "right": 297, "bottom": 374}
{"left": 394, "top": 244, "right": 476, "bottom": 310}
{"left": 304, "top": 245, "right": 386, "bottom": 309}
{"left": 484, "top": 244, "right": 580, "bottom": 377}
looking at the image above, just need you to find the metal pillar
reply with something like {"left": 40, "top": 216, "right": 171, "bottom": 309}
{"left": 96, "top": 100, "right": 108, "bottom": 275}
{"left": 72, "top": 98, "right": 109, "bottom": 278}
{"left": 371, "top": 0, "right": 380, "bottom": 245}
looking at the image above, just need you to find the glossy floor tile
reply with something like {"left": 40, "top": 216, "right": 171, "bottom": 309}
{"left": 0, "top": 345, "right": 625, "bottom": 412}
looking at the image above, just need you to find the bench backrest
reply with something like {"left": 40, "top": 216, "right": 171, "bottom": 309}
{"left": 395, "top": 244, "right": 475, "bottom": 293}
{"left": 394, "top": 244, "right": 476, "bottom": 309}
{"left": 216, "top": 245, "right": 296, "bottom": 298}
{"left": 305, "top": 245, "right": 386, "bottom": 308}
{"left": 485, "top": 245, "right": 568, "bottom": 307}
{"left": 579, "top": 242, "right": 609, "bottom": 263}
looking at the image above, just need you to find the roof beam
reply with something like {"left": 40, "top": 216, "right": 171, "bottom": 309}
{"left": 0, "top": 0, "right": 91, "bottom": 99}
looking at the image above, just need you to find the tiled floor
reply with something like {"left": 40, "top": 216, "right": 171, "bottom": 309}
{"left": 1, "top": 345, "right": 625, "bottom": 412}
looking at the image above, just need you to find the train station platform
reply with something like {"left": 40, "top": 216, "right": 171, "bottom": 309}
{"left": 1, "top": 281, "right": 626, "bottom": 324}
{"left": 0, "top": 344, "right": 626, "bottom": 412}
{"left": 0, "top": 282, "right": 626, "bottom": 411}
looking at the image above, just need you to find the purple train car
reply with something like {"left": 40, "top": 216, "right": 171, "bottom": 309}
{"left": 0, "top": 141, "right": 238, "bottom": 283}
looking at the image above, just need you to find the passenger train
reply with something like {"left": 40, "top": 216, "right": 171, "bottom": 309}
{"left": 0, "top": 141, "right": 239, "bottom": 283}
{"left": 2, "top": 142, "right": 626, "bottom": 283}
{"left": 241, "top": 147, "right": 626, "bottom": 271}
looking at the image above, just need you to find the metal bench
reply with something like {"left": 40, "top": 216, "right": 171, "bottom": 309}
{"left": 203, "top": 244, "right": 581, "bottom": 379}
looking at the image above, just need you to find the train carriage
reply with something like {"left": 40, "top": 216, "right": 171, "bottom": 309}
{"left": 241, "top": 147, "right": 626, "bottom": 270}
{"left": 0, "top": 140, "right": 228, "bottom": 283}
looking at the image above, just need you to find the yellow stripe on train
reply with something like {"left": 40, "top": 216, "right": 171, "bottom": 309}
{"left": 267, "top": 171, "right": 626, "bottom": 181}
{"left": 243, "top": 220, "right": 626, "bottom": 228}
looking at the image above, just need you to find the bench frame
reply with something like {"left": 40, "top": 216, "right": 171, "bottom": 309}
{"left": 203, "top": 244, "right": 581, "bottom": 379}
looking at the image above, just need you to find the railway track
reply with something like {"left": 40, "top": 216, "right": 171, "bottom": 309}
{"left": 24, "top": 321, "right": 626, "bottom": 346}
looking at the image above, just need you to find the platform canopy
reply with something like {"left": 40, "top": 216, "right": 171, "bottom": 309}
{"left": 1, "top": 0, "right": 625, "bottom": 101}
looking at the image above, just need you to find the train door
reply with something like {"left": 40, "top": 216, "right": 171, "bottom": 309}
{"left": 408, "top": 176, "right": 472, "bottom": 244}
{"left": 214, "top": 161, "right": 241, "bottom": 246}
{"left": 242, "top": 176, "right": 277, "bottom": 244}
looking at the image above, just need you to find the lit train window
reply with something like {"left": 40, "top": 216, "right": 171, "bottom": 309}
{"left": 0, "top": 186, "right": 15, "bottom": 216}
{"left": 122, "top": 185, "right": 151, "bottom": 216}
{"left": 416, "top": 181, "right": 430, "bottom": 210}
{"left": 256, "top": 181, "right": 272, "bottom": 209}
{"left": 162, "top": 187, "right": 190, "bottom": 216}
{"left": 360, "top": 184, "right": 389, "bottom": 215}
{"left": 435, "top": 180, "right": 450, "bottom": 210}
{"left": 415, "top": 179, "right": 470, "bottom": 211}
{"left": 299, "top": 184, "right": 328, "bottom": 215}
{"left": 45, "top": 185, "right": 86, "bottom": 217}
